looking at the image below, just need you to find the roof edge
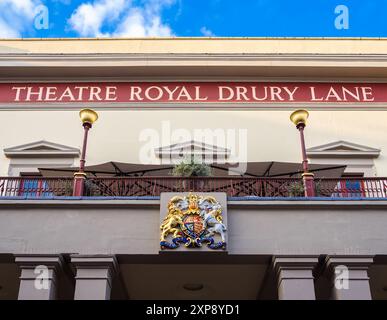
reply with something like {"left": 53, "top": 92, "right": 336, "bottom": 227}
{"left": 2, "top": 37, "right": 387, "bottom": 41}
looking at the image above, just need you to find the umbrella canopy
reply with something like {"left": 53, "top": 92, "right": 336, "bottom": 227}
{"left": 211, "top": 162, "right": 346, "bottom": 178}
{"left": 38, "top": 161, "right": 346, "bottom": 178}
{"left": 39, "top": 162, "right": 174, "bottom": 177}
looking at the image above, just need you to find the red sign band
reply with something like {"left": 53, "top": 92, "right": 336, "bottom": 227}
{"left": 0, "top": 82, "right": 384, "bottom": 105}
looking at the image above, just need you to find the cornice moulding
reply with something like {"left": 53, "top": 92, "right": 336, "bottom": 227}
{"left": 4, "top": 140, "right": 80, "bottom": 158}
{"left": 3, "top": 53, "right": 387, "bottom": 62}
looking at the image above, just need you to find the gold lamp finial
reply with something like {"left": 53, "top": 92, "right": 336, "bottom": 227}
{"left": 79, "top": 108, "right": 98, "bottom": 125}
{"left": 290, "top": 109, "right": 309, "bottom": 127}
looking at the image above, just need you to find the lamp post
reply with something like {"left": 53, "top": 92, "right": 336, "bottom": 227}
{"left": 290, "top": 109, "right": 315, "bottom": 197}
{"left": 73, "top": 108, "right": 98, "bottom": 196}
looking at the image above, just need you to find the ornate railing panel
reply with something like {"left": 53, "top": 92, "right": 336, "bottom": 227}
{"left": 0, "top": 177, "right": 74, "bottom": 197}
{"left": 0, "top": 176, "right": 386, "bottom": 198}
{"left": 83, "top": 177, "right": 300, "bottom": 197}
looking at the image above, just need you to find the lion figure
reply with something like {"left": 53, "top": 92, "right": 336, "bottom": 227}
{"left": 160, "top": 196, "right": 186, "bottom": 241}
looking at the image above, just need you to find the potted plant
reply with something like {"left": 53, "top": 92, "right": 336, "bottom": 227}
{"left": 172, "top": 157, "right": 212, "bottom": 190}
{"left": 287, "top": 179, "right": 322, "bottom": 197}
{"left": 287, "top": 181, "right": 305, "bottom": 197}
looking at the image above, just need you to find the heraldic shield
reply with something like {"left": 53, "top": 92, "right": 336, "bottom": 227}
{"left": 160, "top": 193, "right": 227, "bottom": 250}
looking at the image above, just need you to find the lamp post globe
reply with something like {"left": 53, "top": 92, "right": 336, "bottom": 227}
{"left": 79, "top": 108, "right": 98, "bottom": 127}
{"left": 290, "top": 109, "right": 309, "bottom": 128}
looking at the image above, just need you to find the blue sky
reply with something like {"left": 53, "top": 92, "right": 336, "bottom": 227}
{"left": 0, "top": 0, "right": 385, "bottom": 38}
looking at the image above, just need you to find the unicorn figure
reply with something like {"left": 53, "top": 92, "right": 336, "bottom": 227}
{"left": 198, "top": 197, "right": 227, "bottom": 243}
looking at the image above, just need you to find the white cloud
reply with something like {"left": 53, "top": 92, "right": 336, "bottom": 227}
{"left": 68, "top": 0, "right": 175, "bottom": 37}
{"left": 115, "top": 8, "right": 172, "bottom": 37}
{"left": 68, "top": 0, "right": 128, "bottom": 37}
{"left": 200, "top": 26, "right": 215, "bottom": 37}
{"left": 0, "top": 0, "right": 42, "bottom": 38}
{"left": 0, "top": 18, "right": 20, "bottom": 38}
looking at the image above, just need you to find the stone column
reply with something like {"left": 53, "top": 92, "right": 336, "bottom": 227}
{"left": 325, "top": 255, "right": 374, "bottom": 300}
{"left": 15, "top": 254, "right": 64, "bottom": 300}
{"left": 71, "top": 255, "right": 118, "bottom": 300}
{"left": 273, "top": 256, "right": 319, "bottom": 300}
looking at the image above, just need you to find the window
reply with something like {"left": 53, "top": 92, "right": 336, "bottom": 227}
{"left": 17, "top": 173, "right": 52, "bottom": 197}
{"left": 307, "top": 140, "right": 380, "bottom": 178}
{"left": 3, "top": 141, "right": 79, "bottom": 197}
{"left": 4, "top": 140, "right": 80, "bottom": 177}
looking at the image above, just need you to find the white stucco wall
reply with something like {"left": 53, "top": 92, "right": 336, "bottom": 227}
{"left": 0, "top": 110, "right": 386, "bottom": 176}
{"left": 0, "top": 199, "right": 386, "bottom": 255}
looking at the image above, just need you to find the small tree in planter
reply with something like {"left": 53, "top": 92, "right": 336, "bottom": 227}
{"left": 172, "top": 157, "right": 212, "bottom": 190}
{"left": 287, "top": 181, "right": 305, "bottom": 197}
{"left": 287, "top": 179, "right": 322, "bottom": 197}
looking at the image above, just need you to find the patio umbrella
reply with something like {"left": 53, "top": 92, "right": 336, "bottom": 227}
{"left": 38, "top": 161, "right": 346, "bottom": 178}
{"left": 38, "top": 161, "right": 346, "bottom": 197}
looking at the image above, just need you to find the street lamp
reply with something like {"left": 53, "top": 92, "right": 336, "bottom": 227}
{"left": 290, "top": 109, "right": 315, "bottom": 197}
{"left": 73, "top": 108, "right": 98, "bottom": 196}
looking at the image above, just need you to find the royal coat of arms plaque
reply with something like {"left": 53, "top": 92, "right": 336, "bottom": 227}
{"left": 160, "top": 192, "right": 227, "bottom": 251}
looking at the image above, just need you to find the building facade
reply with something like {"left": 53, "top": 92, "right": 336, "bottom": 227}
{"left": 0, "top": 38, "right": 387, "bottom": 300}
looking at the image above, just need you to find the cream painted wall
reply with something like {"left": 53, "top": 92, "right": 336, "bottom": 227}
{"left": 0, "top": 109, "right": 386, "bottom": 176}
{"left": 1, "top": 38, "right": 387, "bottom": 54}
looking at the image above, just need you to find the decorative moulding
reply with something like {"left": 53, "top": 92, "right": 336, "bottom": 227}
{"left": 155, "top": 140, "right": 230, "bottom": 160}
{"left": 4, "top": 140, "right": 80, "bottom": 158}
{"left": 307, "top": 140, "right": 380, "bottom": 159}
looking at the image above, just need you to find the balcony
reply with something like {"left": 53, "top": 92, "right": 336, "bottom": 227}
{"left": 0, "top": 176, "right": 387, "bottom": 199}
